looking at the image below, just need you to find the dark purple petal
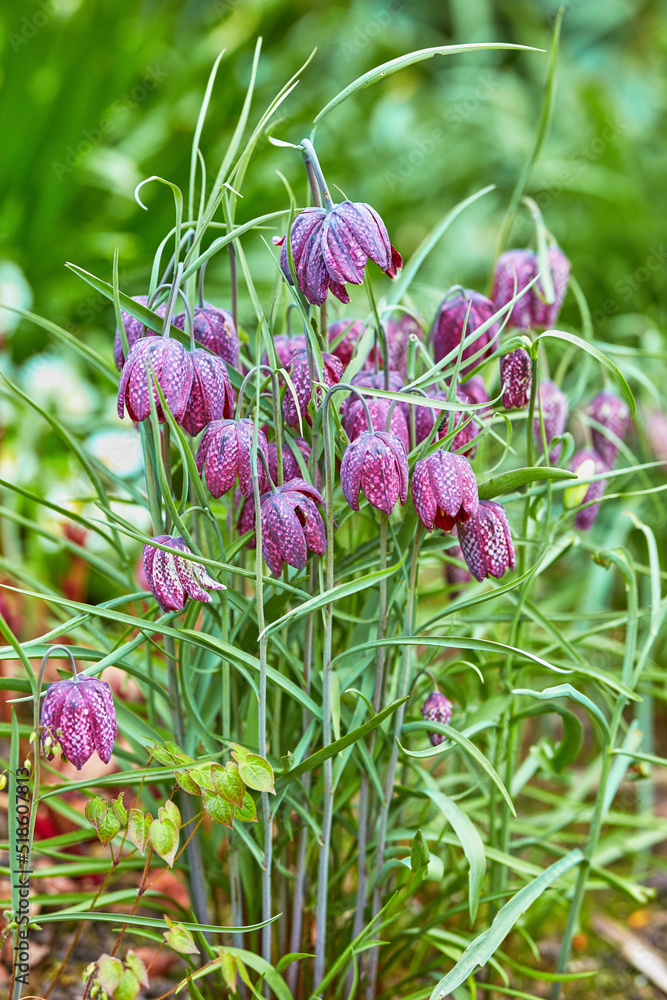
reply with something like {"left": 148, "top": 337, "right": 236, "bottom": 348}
{"left": 500, "top": 348, "right": 532, "bottom": 410}
{"left": 328, "top": 318, "right": 367, "bottom": 367}
{"left": 343, "top": 431, "right": 408, "bottom": 515}
{"left": 117, "top": 337, "right": 194, "bottom": 424}
{"left": 534, "top": 380, "right": 569, "bottom": 462}
{"left": 283, "top": 351, "right": 343, "bottom": 427}
{"left": 431, "top": 289, "right": 499, "bottom": 376}
{"left": 586, "top": 391, "right": 630, "bottom": 468}
{"left": 113, "top": 296, "right": 168, "bottom": 370}
{"left": 197, "top": 419, "right": 267, "bottom": 498}
{"left": 412, "top": 451, "right": 478, "bottom": 532}
{"left": 180, "top": 350, "right": 235, "bottom": 436}
{"left": 173, "top": 303, "right": 239, "bottom": 369}
{"left": 457, "top": 499, "right": 515, "bottom": 582}
{"left": 571, "top": 448, "right": 607, "bottom": 530}
{"left": 492, "top": 247, "right": 570, "bottom": 330}
{"left": 421, "top": 690, "right": 453, "bottom": 746}
{"left": 142, "top": 535, "right": 224, "bottom": 611}
{"left": 340, "top": 433, "right": 372, "bottom": 511}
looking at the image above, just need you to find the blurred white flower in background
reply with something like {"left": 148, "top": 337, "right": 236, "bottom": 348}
{"left": 0, "top": 261, "right": 33, "bottom": 336}
{"left": 19, "top": 352, "right": 97, "bottom": 421}
{"left": 85, "top": 427, "right": 144, "bottom": 479}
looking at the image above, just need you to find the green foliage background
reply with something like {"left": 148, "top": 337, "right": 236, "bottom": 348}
{"left": 1, "top": 0, "right": 665, "bottom": 351}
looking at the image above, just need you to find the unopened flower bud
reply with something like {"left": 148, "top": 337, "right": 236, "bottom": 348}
{"left": 421, "top": 691, "right": 453, "bottom": 747}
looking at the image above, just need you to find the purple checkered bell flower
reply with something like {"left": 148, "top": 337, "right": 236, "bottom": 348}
{"left": 197, "top": 418, "right": 268, "bottom": 498}
{"left": 457, "top": 499, "right": 515, "bottom": 582}
{"left": 533, "top": 379, "right": 569, "bottom": 462}
{"left": 341, "top": 430, "right": 408, "bottom": 515}
{"left": 585, "top": 391, "right": 631, "bottom": 468}
{"left": 283, "top": 350, "right": 343, "bottom": 427}
{"left": 500, "top": 347, "right": 532, "bottom": 410}
{"left": 268, "top": 437, "right": 321, "bottom": 488}
{"left": 364, "top": 312, "right": 423, "bottom": 377}
{"left": 179, "top": 350, "right": 235, "bottom": 436}
{"left": 40, "top": 648, "right": 117, "bottom": 771}
{"left": 421, "top": 691, "right": 453, "bottom": 747}
{"left": 342, "top": 397, "right": 410, "bottom": 453}
{"left": 173, "top": 303, "right": 239, "bottom": 369}
{"left": 412, "top": 450, "right": 479, "bottom": 532}
{"left": 274, "top": 204, "right": 402, "bottom": 306}
{"left": 118, "top": 336, "right": 194, "bottom": 424}
{"left": 328, "top": 318, "right": 367, "bottom": 367}
{"left": 261, "top": 334, "right": 307, "bottom": 369}
{"left": 415, "top": 391, "right": 481, "bottom": 458}
{"left": 142, "top": 535, "right": 226, "bottom": 612}
{"left": 259, "top": 479, "right": 327, "bottom": 576}
{"left": 492, "top": 246, "right": 571, "bottom": 330}
{"left": 570, "top": 449, "right": 607, "bottom": 530}
{"left": 114, "top": 296, "right": 168, "bottom": 370}
{"left": 431, "top": 289, "right": 499, "bottom": 376}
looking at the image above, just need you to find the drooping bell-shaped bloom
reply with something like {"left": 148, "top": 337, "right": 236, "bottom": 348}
{"left": 457, "top": 499, "right": 515, "bottom": 582}
{"left": 342, "top": 398, "right": 410, "bottom": 453}
{"left": 412, "top": 450, "right": 478, "bottom": 532}
{"left": 444, "top": 544, "right": 473, "bottom": 592}
{"left": 341, "top": 369, "right": 407, "bottom": 425}
{"left": 114, "top": 296, "right": 168, "bottom": 370}
{"left": 500, "top": 348, "right": 532, "bottom": 410}
{"left": 196, "top": 418, "right": 268, "bottom": 498}
{"left": 458, "top": 375, "right": 490, "bottom": 409}
{"left": 328, "top": 318, "right": 367, "bottom": 367}
{"left": 41, "top": 673, "right": 117, "bottom": 771}
{"left": 262, "top": 334, "right": 307, "bottom": 369}
{"left": 282, "top": 350, "right": 343, "bottom": 427}
{"left": 534, "top": 379, "right": 569, "bottom": 462}
{"left": 268, "top": 437, "right": 311, "bottom": 484}
{"left": 364, "top": 312, "right": 423, "bottom": 377}
{"left": 415, "top": 391, "right": 480, "bottom": 458}
{"left": 173, "top": 303, "right": 238, "bottom": 369}
{"left": 142, "top": 535, "right": 225, "bottom": 612}
{"left": 571, "top": 449, "right": 607, "bottom": 530}
{"left": 586, "top": 391, "right": 630, "bottom": 468}
{"left": 492, "top": 246, "right": 571, "bottom": 330}
{"left": 421, "top": 691, "right": 453, "bottom": 747}
{"left": 340, "top": 430, "right": 408, "bottom": 515}
{"left": 179, "top": 351, "right": 235, "bottom": 436}
{"left": 259, "top": 479, "right": 327, "bottom": 576}
{"left": 274, "top": 201, "right": 402, "bottom": 305}
{"left": 117, "top": 337, "right": 194, "bottom": 424}
{"left": 431, "top": 289, "right": 499, "bottom": 376}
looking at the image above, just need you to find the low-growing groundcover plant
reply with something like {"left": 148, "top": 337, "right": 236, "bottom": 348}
{"left": 2, "top": 26, "right": 667, "bottom": 1000}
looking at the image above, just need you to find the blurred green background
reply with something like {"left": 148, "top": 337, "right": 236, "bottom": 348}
{"left": 0, "top": 0, "right": 665, "bottom": 359}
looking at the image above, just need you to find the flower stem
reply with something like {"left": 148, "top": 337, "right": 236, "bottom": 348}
{"left": 301, "top": 138, "right": 334, "bottom": 211}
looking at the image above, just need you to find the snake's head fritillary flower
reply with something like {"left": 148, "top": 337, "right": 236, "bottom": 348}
{"left": 458, "top": 375, "right": 490, "bottom": 409}
{"left": 282, "top": 350, "right": 343, "bottom": 427}
{"left": 342, "top": 398, "right": 410, "bottom": 453}
{"left": 117, "top": 337, "right": 194, "bottom": 424}
{"left": 421, "top": 691, "right": 453, "bottom": 747}
{"left": 41, "top": 674, "right": 117, "bottom": 771}
{"left": 180, "top": 350, "right": 235, "bottom": 436}
{"left": 196, "top": 418, "right": 268, "bottom": 498}
{"left": 431, "top": 289, "right": 499, "bottom": 376}
{"left": 500, "top": 348, "right": 532, "bottom": 410}
{"left": 457, "top": 499, "right": 515, "bottom": 582}
{"left": 268, "top": 437, "right": 321, "bottom": 488}
{"left": 586, "top": 391, "right": 630, "bottom": 468}
{"left": 173, "top": 303, "right": 239, "bottom": 369}
{"left": 412, "top": 450, "right": 479, "bottom": 532}
{"left": 340, "top": 430, "right": 408, "bottom": 515}
{"left": 533, "top": 379, "right": 569, "bottom": 462}
{"left": 570, "top": 449, "right": 607, "bottom": 530}
{"left": 341, "top": 368, "right": 408, "bottom": 424}
{"left": 274, "top": 200, "right": 402, "bottom": 305}
{"left": 364, "top": 312, "right": 423, "bottom": 377}
{"left": 492, "top": 246, "right": 571, "bottom": 330}
{"left": 415, "top": 392, "right": 480, "bottom": 458}
{"left": 328, "top": 318, "right": 367, "bottom": 367}
{"left": 260, "top": 479, "right": 327, "bottom": 576}
{"left": 262, "top": 334, "right": 307, "bottom": 369}
{"left": 142, "top": 535, "right": 225, "bottom": 612}
{"left": 113, "top": 296, "right": 169, "bottom": 370}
